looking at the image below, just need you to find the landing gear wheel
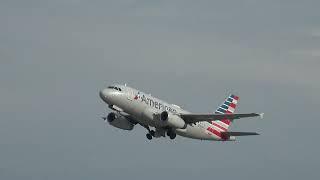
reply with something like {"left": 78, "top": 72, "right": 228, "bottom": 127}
{"left": 167, "top": 129, "right": 176, "bottom": 140}
{"left": 169, "top": 133, "right": 176, "bottom": 139}
{"left": 146, "top": 133, "right": 152, "bottom": 140}
{"left": 166, "top": 131, "right": 171, "bottom": 137}
{"left": 150, "top": 130, "right": 155, "bottom": 137}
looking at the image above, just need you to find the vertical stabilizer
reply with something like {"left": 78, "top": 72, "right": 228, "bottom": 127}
{"left": 211, "top": 94, "right": 239, "bottom": 132}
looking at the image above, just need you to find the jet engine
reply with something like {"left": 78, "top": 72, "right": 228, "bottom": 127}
{"left": 160, "top": 111, "right": 186, "bottom": 129}
{"left": 106, "top": 112, "right": 134, "bottom": 130}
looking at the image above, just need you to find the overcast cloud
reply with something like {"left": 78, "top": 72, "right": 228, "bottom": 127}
{"left": 1, "top": 0, "right": 320, "bottom": 179}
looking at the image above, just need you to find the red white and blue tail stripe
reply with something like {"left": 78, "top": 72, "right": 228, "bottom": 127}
{"left": 215, "top": 94, "right": 239, "bottom": 115}
{"left": 210, "top": 94, "right": 239, "bottom": 132}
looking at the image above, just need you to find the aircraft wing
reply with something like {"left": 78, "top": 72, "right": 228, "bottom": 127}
{"left": 180, "top": 113, "right": 262, "bottom": 124}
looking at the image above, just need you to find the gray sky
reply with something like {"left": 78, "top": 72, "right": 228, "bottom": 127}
{"left": 1, "top": 0, "right": 320, "bottom": 179}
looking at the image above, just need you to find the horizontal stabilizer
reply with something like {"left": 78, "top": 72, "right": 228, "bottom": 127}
{"left": 221, "top": 132, "right": 260, "bottom": 136}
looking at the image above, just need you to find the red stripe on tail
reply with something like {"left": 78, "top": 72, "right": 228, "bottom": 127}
{"left": 221, "top": 119, "right": 231, "bottom": 125}
{"left": 233, "top": 96, "right": 239, "bottom": 100}
{"left": 229, "top": 103, "right": 236, "bottom": 108}
{"left": 211, "top": 122, "right": 228, "bottom": 132}
{"left": 207, "top": 127, "right": 221, "bottom": 138}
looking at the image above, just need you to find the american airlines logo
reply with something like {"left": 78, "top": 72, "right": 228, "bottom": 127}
{"left": 134, "top": 92, "right": 177, "bottom": 113}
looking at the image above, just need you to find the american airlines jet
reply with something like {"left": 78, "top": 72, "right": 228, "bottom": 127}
{"left": 99, "top": 84, "right": 263, "bottom": 141}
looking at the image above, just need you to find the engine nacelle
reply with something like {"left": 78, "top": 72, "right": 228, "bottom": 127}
{"left": 160, "top": 111, "right": 186, "bottom": 129}
{"left": 107, "top": 112, "right": 134, "bottom": 130}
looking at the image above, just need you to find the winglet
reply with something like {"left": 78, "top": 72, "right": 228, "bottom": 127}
{"left": 259, "top": 113, "right": 264, "bottom": 119}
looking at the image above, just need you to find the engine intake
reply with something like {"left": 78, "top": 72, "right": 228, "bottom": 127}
{"left": 107, "top": 112, "right": 116, "bottom": 123}
{"left": 160, "top": 111, "right": 169, "bottom": 121}
{"left": 159, "top": 111, "right": 186, "bottom": 129}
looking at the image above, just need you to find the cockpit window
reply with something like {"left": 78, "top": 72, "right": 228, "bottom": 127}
{"left": 107, "top": 86, "right": 121, "bottom": 91}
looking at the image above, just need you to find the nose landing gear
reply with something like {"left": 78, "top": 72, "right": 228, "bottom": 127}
{"left": 146, "top": 133, "right": 153, "bottom": 140}
{"left": 146, "top": 130, "right": 155, "bottom": 140}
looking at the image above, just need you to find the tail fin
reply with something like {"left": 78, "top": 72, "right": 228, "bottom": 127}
{"left": 211, "top": 94, "right": 239, "bottom": 131}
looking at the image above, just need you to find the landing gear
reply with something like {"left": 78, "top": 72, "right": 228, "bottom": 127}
{"left": 167, "top": 129, "right": 176, "bottom": 140}
{"left": 143, "top": 125, "right": 176, "bottom": 140}
{"left": 141, "top": 124, "right": 153, "bottom": 140}
{"left": 146, "top": 130, "right": 155, "bottom": 140}
{"left": 169, "top": 133, "right": 176, "bottom": 139}
{"left": 146, "top": 133, "right": 153, "bottom": 140}
{"left": 150, "top": 130, "right": 155, "bottom": 137}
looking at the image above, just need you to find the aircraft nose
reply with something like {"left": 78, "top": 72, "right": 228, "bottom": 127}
{"left": 99, "top": 89, "right": 105, "bottom": 100}
{"left": 99, "top": 89, "right": 111, "bottom": 103}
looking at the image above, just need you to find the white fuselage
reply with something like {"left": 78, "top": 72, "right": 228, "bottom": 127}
{"left": 100, "top": 85, "right": 223, "bottom": 140}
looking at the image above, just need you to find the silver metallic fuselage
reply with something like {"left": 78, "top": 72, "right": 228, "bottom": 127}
{"left": 99, "top": 84, "right": 219, "bottom": 140}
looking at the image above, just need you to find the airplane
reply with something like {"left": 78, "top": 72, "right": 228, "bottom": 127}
{"left": 99, "top": 84, "right": 263, "bottom": 141}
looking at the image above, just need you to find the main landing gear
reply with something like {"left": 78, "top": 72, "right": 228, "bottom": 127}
{"left": 145, "top": 128, "right": 176, "bottom": 140}
{"left": 167, "top": 129, "right": 176, "bottom": 140}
